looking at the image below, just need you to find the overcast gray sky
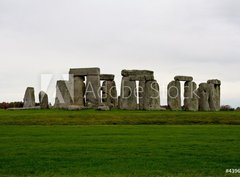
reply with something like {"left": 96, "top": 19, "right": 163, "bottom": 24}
{"left": 0, "top": 0, "right": 240, "bottom": 107}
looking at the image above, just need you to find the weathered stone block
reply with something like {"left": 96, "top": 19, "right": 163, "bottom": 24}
{"left": 167, "top": 81, "right": 181, "bottom": 111}
{"left": 121, "top": 70, "right": 154, "bottom": 77}
{"left": 174, "top": 76, "right": 193, "bottom": 82}
{"left": 100, "top": 74, "right": 115, "bottom": 81}
{"left": 23, "top": 87, "right": 35, "bottom": 108}
{"left": 184, "top": 81, "right": 199, "bottom": 111}
{"left": 69, "top": 68, "right": 100, "bottom": 76}
{"left": 119, "top": 77, "right": 137, "bottom": 110}
{"left": 39, "top": 91, "right": 49, "bottom": 109}
{"left": 86, "top": 75, "right": 101, "bottom": 107}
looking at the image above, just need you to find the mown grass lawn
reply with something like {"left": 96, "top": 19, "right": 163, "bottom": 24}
{"left": 0, "top": 125, "right": 239, "bottom": 177}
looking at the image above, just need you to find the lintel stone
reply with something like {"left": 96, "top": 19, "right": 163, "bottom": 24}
{"left": 100, "top": 74, "right": 115, "bottom": 81}
{"left": 174, "top": 76, "right": 193, "bottom": 82}
{"left": 69, "top": 68, "right": 100, "bottom": 76}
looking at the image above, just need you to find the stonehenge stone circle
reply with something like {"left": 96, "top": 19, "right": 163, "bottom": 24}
{"left": 167, "top": 81, "right": 181, "bottom": 111}
{"left": 23, "top": 87, "right": 35, "bottom": 108}
{"left": 49, "top": 67, "right": 222, "bottom": 112}
{"left": 39, "top": 91, "right": 49, "bottom": 109}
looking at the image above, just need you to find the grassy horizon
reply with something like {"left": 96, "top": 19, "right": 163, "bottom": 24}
{"left": 0, "top": 109, "right": 240, "bottom": 125}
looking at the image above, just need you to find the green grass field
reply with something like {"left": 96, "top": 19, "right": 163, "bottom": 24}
{"left": 0, "top": 110, "right": 240, "bottom": 177}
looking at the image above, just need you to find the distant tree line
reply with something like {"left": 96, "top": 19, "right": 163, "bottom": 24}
{"left": 0, "top": 102, "right": 24, "bottom": 109}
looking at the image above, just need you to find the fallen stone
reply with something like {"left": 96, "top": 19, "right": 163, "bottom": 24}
{"left": 174, "top": 76, "right": 193, "bottom": 82}
{"left": 8, "top": 106, "right": 41, "bottom": 110}
{"left": 67, "top": 105, "right": 86, "bottom": 111}
{"left": 97, "top": 105, "right": 110, "bottom": 111}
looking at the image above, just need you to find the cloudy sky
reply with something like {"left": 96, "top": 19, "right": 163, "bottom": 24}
{"left": 0, "top": 0, "right": 240, "bottom": 107}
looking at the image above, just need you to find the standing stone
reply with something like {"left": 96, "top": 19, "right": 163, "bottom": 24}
{"left": 73, "top": 76, "right": 85, "bottom": 106}
{"left": 184, "top": 81, "right": 199, "bottom": 111}
{"left": 138, "top": 81, "right": 145, "bottom": 110}
{"left": 23, "top": 87, "right": 35, "bottom": 108}
{"left": 208, "top": 80, "right": 221, "bottom": 111}
{"left": 86, "top": 75, "right": 101, "bottom": 107}
{"left": 119, "top": 77, "right": 137, "bottom": 110}
{"left": 39, "top": 91, "right": 49, "bottom": 109}
{"left": 102, "top": 80, "right": 118, "bottom": 108}
{"left": 198, "top": 83, "right": 210, "bottom": 111}
{"left": 144, "top": 80, "right": 161, "bottom": 110}
{"left": 167, "top": 81, "right": 181, "bottom": 111}
{"left": 54, "top": 81, "right": 73, "bottom": 108}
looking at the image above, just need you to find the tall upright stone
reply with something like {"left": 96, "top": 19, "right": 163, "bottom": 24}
{"left": 143, "top": 80, "right": 161, "bottom": 110}
{"left": 54, "top": 81, "right": 73, "bottom": 108}
{"left": 167, "top": 81, "right": 181, "bottom": 111}
{"left": 39, "top": 91, "right": 49, "bottom": 109}
{"left": 184, "top": 81, "right": 199, "bottom": 111}
{"left": 138, "top": 81, "right": 145, "bottom": 110}
{"left": 102, "top": 80, "right": 118, "bottom": 108}
{"left": 198, "top": 83, "right": 210, "bottom": 111}
{"left": 23, "top": 87, "right": 35, "bottom": 108}
{"left": 86, "top": 75, "right": 101, "bottom": 107}
{"left": 119, "top": 77, "right": 137, "bottom": 110}
{"left": 208, "top": 79, "right": 221, "bottom": 111}
{"left": 73, "top": 76, "right": 85, "bottom": 106}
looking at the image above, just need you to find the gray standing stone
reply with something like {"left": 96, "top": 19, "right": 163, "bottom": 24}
{"left": 184, "top": 81, "right": 199, "bottom": 111}
{"left": 73, "top": 76, "right": 85, "bottom": 106}
{"left": 54, "top": 81, "right": 73, "bottom": 108}
{"left": 86, "top": 75, "right": 101, "bottom": 107}
{"left": 208, "top": 79, "right": 221, "bottom": 111}
{"left": 167, "top": 81, "right": 181, "bottom": 111}
{"left": 39, "top": 91, "right": 49, "bottom": 109}
{"left": 102, "top": 80, "right": 118, "bottom": 108}
{"left": 23, "top": 87, "right": 35, "bottom": 108}
{"left": 198, "top": 83, "right": 210, "bottom": 111}
{"left": 119, "top": 77, "right": 137, "bottom": 110}
{"left": 138, "top": 81, "right": 145, "bottom": 110}
{"left": 144, "top": 80, "right": 161, "bottom": 110}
